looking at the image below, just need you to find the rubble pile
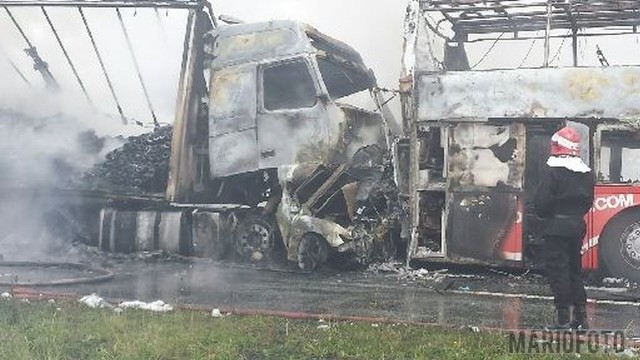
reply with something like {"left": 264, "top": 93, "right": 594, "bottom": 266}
{"left": 368, "top": 261, "right": 447, "bottom": 282}
{"left": 83, "top": 126, "right": 172, "bottom": 194}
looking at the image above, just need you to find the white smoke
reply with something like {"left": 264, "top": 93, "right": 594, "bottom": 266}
{"left": 0, "top": 7, "right": 188, "bottom": 133}
{"left": 0, "top": 108, "right": 124, "bottom": 261}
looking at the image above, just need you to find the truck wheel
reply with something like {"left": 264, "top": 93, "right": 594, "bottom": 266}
{"left": 601, "top": 209, "right": 640, "bottom": 283}
{"left": 297, "top": 233, "right": 328, "bottom": 271}
{"left": 234, "top": 215, "right": 274, "bottom": 262}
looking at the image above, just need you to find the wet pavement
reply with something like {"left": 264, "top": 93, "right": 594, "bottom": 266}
{"left": 2, "top": 260, "right": 640, "bottom": 332}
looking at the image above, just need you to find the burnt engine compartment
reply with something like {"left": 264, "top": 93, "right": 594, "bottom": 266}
{"left": 212, "top": 144, "right": 404, "bottom": 269}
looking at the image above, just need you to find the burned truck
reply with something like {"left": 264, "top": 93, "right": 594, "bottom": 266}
{"left": 400, "top": 0, "right": 640, "bottom": 281}
{"left": 104, "top": 15, "right": 400, "bottom": 270}
{"left": 0, "top": 0, "right": 399, "bottom": 270}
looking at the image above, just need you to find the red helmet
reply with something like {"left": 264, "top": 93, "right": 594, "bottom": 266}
{"left": 550, "top": 126, "right": 580, "bottom": 156}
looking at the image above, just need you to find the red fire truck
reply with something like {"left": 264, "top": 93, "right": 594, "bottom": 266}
{"left": 401, "top": 0, "right": 640, "bottom": 282}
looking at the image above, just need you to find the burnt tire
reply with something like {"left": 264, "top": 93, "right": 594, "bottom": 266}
{"left": 297, "top": 233, "right": 328, "bottom": 272}
{"left": 600, "top": 209, "right": 640, "bottom": 283}
{"left": 233, "top": 215, "right": 274, "bottom": 262}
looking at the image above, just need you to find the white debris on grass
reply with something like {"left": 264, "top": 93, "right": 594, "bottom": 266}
{"left": 1, "top": 292, "right": 11, "bottom": 299}
{"left": 118, "top": 300, "right": 173, "bottom": 313}
{"left": 211, "top": 308, "right": 222, "bottom": 318}
{"left": 614, "top": 347, "right": 637, "bottom": 357}
{"left": 79, "top": 294, "right": 112, "bottom": 309}
{"left": 47, "top": 299, "right": 55, "bottom": 304}
{"left": 79, "top": 294, "right": 174, "bottom": 313}
{"left": 317, "top": 319, "right": 330, "bottom": 330}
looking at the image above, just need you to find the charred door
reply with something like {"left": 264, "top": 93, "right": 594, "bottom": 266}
{"left": 257, "top": 58, "right": 329, "bottom": 169}
{"left": 445, "top": 123, "right": 524, "bottom": 262}
{"left": 522, "top": 123, "right": 558, "bottom": 262}
{"left": 209, "top": 64, "right": 259, "bottom": 177}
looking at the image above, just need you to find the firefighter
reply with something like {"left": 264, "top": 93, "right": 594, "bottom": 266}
{"left": 534, "top": 126, "right": 595, "bottom": 330}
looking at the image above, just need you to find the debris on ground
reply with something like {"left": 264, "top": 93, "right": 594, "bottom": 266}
{"left": 80, "top": 294, "right": 175, "bottom": 313}
{"left": 464, "top": 325, "right": 480, "bottom": 333}
{"left": 76, "top": 244, "right": 190, "bottom": 265}
{"left": 608, "top": 346, "right": 636, "bottom": 357}
{"left": 118, "top": 300, "right": 173, "bottom": 312}
{"left": 1, "top": 292, "right": 11, "bottom": 299}
{"left": 602, "top": 277, "right": 630, "bottom": 288}
{"left": 368, "top": 262, "right": 448, "bottom": 283}
{"left": 211, "top": 308, "right": 222, "bottom": 318}
{"left": 584, "top": 286, "right": 629, "bottom": 293}
{"left": 368, "top": 261, "right": 405, "bottom": 273}
{"left": 317, "top": 319, "right": 330, "bottom": 330}
{"left": 82, "top": 126, "right": 172, "bottom": 194}
{"left": 79, "top": 293, "right": 112, "bottom": 309}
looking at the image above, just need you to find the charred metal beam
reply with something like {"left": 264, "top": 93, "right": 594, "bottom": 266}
{"left": 116, "top": 7, "right": 159, "bottom": 127}
{"left": 425, "top": 0, "right": 640, "bottom": 12}
{"left": 166, "top": 9, "right": 212, "bottom": 202}
{"left": 0, "top": 46, "right": 32, "bottom": 87}
{"left": 304, "top": 164, "right": 348, "bottom": 212}
{"left": 41, "top": 6, "right": 94, "bottom": 106}
{"left": 543, "top": 1, "right": 551, "bottom": 68}
{"left": 154, "top": 8, "right": 170, "bottom": 47}
{"left": 457, "top": 20, "right": 640, "bottom": 35}
{"left": 558, "top": 2, "right": 579, "bottom": 67}
{"left": 3, "top": 6, "right": 60, "bottom": 90}
{"left": 78, "top": 6, "right": 127, "bottom": 124}
{"left": 0, "top": 0, "right": 202, "bottom": 9}
{"left": 422, "top": 0, "right": 640, "bottom": 36}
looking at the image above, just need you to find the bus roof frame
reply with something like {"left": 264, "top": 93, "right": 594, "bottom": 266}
{"left": 421, "top": 0, "right": 640, "bottom": 41}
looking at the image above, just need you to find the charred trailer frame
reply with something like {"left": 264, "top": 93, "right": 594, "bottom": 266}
{"left": 402, "top": 0, "right": 640, "bottom": 273}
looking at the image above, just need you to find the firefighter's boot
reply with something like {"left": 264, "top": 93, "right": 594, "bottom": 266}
{"left": 546, "top": 307, "right": 571, "bottom": 331}
{"left": 571, "top": 305, "right": 589, "bottom": 331}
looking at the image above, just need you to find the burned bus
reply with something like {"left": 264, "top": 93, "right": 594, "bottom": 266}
{"left": 401, "top": 0, "right": 640, "bottom": 281}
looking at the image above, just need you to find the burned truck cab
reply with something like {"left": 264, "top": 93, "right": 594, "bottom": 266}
{"left": 200, "top": 21, "right": 392, "bottom": 270}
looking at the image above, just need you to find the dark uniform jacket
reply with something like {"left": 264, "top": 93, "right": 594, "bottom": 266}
{"left": 534, "top": 162, "right": 595, "bottom": 239}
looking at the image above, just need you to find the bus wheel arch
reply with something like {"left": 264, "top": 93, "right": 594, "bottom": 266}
{"left": 599, "top": 206, "right": 640, "bottom": 283}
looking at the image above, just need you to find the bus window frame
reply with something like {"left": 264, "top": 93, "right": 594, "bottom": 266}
{"left": 595, "top": 124, "right": 640, "bottom": 184}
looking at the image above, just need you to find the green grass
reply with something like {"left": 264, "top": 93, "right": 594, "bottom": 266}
{"left": 0, "top": 299, "right": 627, "bottom": 359}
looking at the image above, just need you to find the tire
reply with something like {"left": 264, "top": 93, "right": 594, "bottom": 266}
{"left": 233, "top": 214, "right": 274, "bottom": 262}
{"left": 297, "top": 233, "right": 329, "bottom": 271}
{"left": 600, "top": 209, "right": 640, "bottom": 283}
